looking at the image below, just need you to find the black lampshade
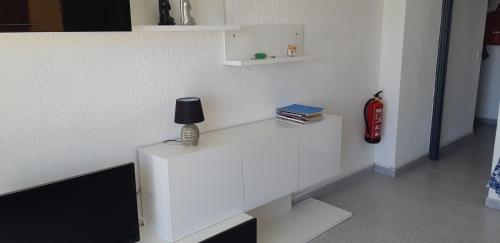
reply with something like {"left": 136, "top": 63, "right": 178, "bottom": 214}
{"left": 175, "top": 97, "right": 205, "bottom": 124}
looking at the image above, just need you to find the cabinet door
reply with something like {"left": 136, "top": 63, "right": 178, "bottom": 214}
{"left": 168, "top": 144, "right": 244, "bottom": 241}
{"left": 243, "top": 129, "right": 299, "bottom": 211}
{"left": 299, "top": 115, "right": 342, "bottom": 190}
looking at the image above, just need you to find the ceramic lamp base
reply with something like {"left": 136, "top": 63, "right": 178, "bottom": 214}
{"left": 182, "top": 124, "right": 200, "bottom": 146}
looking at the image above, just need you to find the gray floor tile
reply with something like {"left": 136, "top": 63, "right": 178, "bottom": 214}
{"left": 310, "top": 125, "right": 499, "bottom": 243}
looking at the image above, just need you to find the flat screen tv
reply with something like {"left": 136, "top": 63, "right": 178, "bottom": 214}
{"left": 0, "top": 163, "right": 140, "bottom": 243}
{"left": 0, "top": 0, "right": 132, "bottom": 32}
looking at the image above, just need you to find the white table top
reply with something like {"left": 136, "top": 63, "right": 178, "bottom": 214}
{"left": 139, "top": 114, "right": 339, "bottom": 161}
{"left": 139, "top": 118, "right": 296, "bottom": 160}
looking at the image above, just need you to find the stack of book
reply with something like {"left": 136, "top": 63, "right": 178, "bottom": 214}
{"left": 276, "top": 104, "right": 324, "bottom": 124}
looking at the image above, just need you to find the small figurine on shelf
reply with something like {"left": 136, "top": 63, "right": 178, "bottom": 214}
{"left": 180, "top": 0, "right": 196, "bottom": 25}
{"left": 287, "top": 45, "right": 297, "bottom": 57}
{"left": 159, "top": 0, "right": 175, "bottom": 25}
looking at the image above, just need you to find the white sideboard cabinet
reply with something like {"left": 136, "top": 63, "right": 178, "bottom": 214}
{"left": 298, "top": 115, "right": 342, "bottom": 190}
{"left": 139, "top": 114, "right": 345, "bottom": 242}
{"left": 243, "top": 129, "right": 299, "bottom": 211}
{"left": 139, "top": 143, "right": 244, "bottom": 242}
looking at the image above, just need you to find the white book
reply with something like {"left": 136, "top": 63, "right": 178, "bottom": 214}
{"left": 277, "top": 115, "right": 306, "bottom": 124}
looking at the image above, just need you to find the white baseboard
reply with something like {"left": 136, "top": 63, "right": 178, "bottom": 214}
{"left": 475, "top": 117, "right": 498, "bottom": 126}
{"left": 373, "top": 164, "right": 396, "bottom": 177}
{"left": 374, "top": 131, "right": 475, "bottom": 178}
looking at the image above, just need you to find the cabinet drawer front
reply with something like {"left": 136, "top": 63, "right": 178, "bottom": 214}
{"left": 243, "top": 129, "right": 299, "bottom": 210}
{"left": 168, "top": 144, "right": 244, "bottom": 241}
{"left": 299, "top": 116, "right": 342, "bottom": 190}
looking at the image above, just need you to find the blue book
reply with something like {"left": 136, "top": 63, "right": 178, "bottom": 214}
{"left": 277, "top": 104, "right": 324, "bottom": 116}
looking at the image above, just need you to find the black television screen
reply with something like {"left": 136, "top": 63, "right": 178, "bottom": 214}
{"left": 0, "top": 163, "right": 140, "bottom": 243}
{"left": 0, "top": 0, "right": 131, "bottom": 32}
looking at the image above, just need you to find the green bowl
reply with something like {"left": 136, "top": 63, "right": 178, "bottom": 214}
{"left": 255, "top": 53, "right": 267, "bottom": 60}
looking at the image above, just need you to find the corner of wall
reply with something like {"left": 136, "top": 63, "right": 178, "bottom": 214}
{"left": 394, "top": 0, "right": 443, "bottom": 168}
{"left": 373, "top": 0, "right": 408, "bottom": 169}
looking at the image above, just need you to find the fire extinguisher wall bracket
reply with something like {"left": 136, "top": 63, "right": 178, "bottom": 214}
{"left": 364, "top": 91, "right": 384, "bottom": 144}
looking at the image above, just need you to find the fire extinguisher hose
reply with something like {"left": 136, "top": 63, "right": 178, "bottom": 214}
{"left": 364, "top": 99, "right": 373, "bottom": 136}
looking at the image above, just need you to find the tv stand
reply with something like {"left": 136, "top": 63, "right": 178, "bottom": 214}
{"left": 139, "top": 114, "right": 351, "bottom": 242}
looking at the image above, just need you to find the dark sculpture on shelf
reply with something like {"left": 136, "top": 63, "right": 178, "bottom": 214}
{"left": 159, "top": 0, "right": 175, "bottom": 25}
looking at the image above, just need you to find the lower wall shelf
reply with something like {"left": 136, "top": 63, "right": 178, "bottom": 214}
{"left": 253, "top": 198, "right": 352, "bottom": 243}
{"left": 224, "top": 56, "right": 317, "bottom": 67}
{"left": 132, "top": 25, "right": 241, "bottom": 32}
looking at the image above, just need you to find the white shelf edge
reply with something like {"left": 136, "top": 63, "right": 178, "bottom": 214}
{"left": 133, "top": 25, "right": 241, "bottom": 32}
{"left": 139, "top": 213, "right": 254, "bottom": 243}
{"left": 224, "top": 56, "right": 317, "bottom": 67}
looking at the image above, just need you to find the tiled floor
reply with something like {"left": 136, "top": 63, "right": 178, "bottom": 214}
{"left": 312, "top": 125, "right": 500, "bottom": 243}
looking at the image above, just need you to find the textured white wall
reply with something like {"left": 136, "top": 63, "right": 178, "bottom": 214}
{"left": 395, "top": 0, "right": 442, "bottom": 167}
{"left": 0, "top": 0, "right": 384, "bottom": 194}
{"left": 441, "top": 0, "right": 488, "bottom": 146}
{"left": 477, "top": 46, "right": 500, "bottom": 121}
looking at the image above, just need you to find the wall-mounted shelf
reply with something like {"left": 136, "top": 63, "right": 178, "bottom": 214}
{"left": 132, "top": 25, "right": 241, "bottom": 32}
{"left": 224, "top": 25, "right": 316, "bottom": 67}
{"left": 224, "top": 56, "right": 317, "bottom": 67}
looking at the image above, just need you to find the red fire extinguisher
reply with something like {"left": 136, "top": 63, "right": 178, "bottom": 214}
{"left": 364, "top": 91, "right": 384, "bottom": 144}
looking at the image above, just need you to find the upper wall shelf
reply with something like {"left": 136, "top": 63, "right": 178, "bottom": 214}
{"left": 224, "top": 56, "right": 317, "bottom": 67}
{"left": 132, "top": 25, "right": 241, "bottom": 32}
{"left": 224, "top": 25, "right": 316, "bottom": 67}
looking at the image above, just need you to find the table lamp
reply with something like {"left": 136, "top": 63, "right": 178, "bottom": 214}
{"left": 175, "top": 97, "right": 205, "bottom": 146}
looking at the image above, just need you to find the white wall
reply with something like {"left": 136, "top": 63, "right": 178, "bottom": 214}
{"left": 376, "top": 0, "right": 488, "bottom": 168}
{"left": 395, "top": 0, "right": 442, "bottom": 167}
{"left": 375, "top": 0, "right": 442, "bottom": 168}
{"left": 441, "top": 0, "right": 489, "bottom": 145}
{"left": 0, "top": 0, "right": 384, "bottom": 195}
{"left": 374, "top": 0, "right": 407, "bottom": 169}
{"left": 397, "top": 0, "right": 489, "bottom": 165}
{"left": 477, "top": 46, "right": 500, "bottom": 121}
